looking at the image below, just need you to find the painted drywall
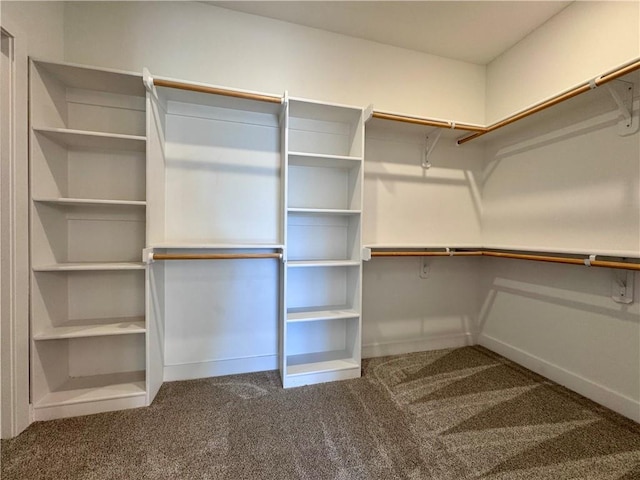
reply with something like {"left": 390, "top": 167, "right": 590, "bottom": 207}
{"left": 63, "top": 1, "right": 485, "bottom": 124}
{"left": 1, "top": 1, "right": 64, "bottom": 59}
{"left": 361, "top": 121, "right": 484, "bottom": 356}
{"left": 486, "top": 1, "right": 640, "bottom": 124}
{"left": 478, "top": 260, "right": 639, "bottom": 421}
{"left": 363, "top": 257, "right": 480, "bottom": 358}
{"left": 479, "top": 65, "right": 640, "bottom": 421}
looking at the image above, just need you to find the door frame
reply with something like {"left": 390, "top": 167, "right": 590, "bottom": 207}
{"left": 1, "top": 17, "right": 31, "bottom": 439}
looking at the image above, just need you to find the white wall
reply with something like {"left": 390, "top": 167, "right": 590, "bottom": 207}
{"left": 1, "top": 1, "right": 64, "bottom": 59}
{"left": 486, "top": 1, "right": 640, "bottom": 123}
{"left": 478, "top": 260, "right": 640, "bottom": 421}
{"left": 63, "top": 1, "right": 485, "bottom": 124}
{"left": 479, "top": 48, "right": 640, "bottom": 421}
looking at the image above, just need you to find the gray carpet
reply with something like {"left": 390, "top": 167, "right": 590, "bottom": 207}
{"left": 2, "top": 346, "right": 640, "bottom": 479}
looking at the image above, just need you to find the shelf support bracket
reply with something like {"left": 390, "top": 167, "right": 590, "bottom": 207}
{"left": 143, "top": 247, "right": 155, "bottom": 264}
{"left": 142, "top": 67, "right": 158, "bottom": 100}
{"left": 364, "top": 104, "right": 374, "bottom": 123}
{"left": 606, "top": 80, "right": 638, "bottom": 136}
{"left": 423, "top": 129, "right": 443, "bottom": 169}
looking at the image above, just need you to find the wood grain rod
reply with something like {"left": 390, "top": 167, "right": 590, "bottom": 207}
{"left": 371, "top": 111, "right": 485, "bottom": 132}
{"left": 371, "top": 251, "right": 483, "bottom": 257}
{"left": 152, "top": 253, "right": 282, "bottom": 261}
{"left": 457, "top": 59, "right": 640, "bottom": 145}
{"left": 481, "top": 251, "right": 640, "bottom": 271}
{"left": 370, "top": 250, "right": 640, "bottom": 271}
{"left": 153, "top": 78, "right": 282, "bottom": 104}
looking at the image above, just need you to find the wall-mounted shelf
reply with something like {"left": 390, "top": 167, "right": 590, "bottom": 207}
{"left": 33, "top": 317, "right": 146, "bottom": 340}
{"left": 33, "top": 262, "right": 146, "bottom": 272}
{"left": 34, "top": 127, "right": 146, "bottom": 152}
{"left": 287, "top": 307, "right": 359, "bottom": 323}
{"left": 34, "top": 198, "right": 146, "bottom": 207}
{"left": 35, "top": 371, "right": 146, "bottom": 408}
{"left": 287, "top": 260, "right": 361, "bottom": 268}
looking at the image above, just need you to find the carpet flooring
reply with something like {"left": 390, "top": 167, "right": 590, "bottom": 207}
{"left": 2, "top": 346, "right": 640, "bottom": 479}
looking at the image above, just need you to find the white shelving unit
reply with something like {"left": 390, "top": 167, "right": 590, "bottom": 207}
{"left": 29, "top": 59, "right": 148, "bottom": 420}
{"left": 282, "top": 98, "right": 365, "bottom": 388}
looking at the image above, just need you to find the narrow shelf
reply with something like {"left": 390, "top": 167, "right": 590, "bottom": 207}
{"left": 151, "top": 243, "right": 284, "bottom": 250}
{"left": 287, "top": 260, "right": 361, "bottom": 268}
{"left": 365, "top": 243, "right": 482, "bottom": 250}
{"left": 35, "top": 371, "right": 146, "bottom": 408}
{"left": 286, "top": 351, "right": 359, "bottom": 377}
{"left": 33, "top": 262, "right": 146, "bottom": 272}
{"left": 33, "top": 197, "right": 146, "bottom": 207}
{"left": 33, "top": 127, "right": 146, "bottom": 152}
{"left": 288, "top": 208, "right": 361, "bottom": 215}
{"left": 288, "top": 152, "right": 362, "bottom": 168}
{"left": 34, "top": 317, "right": 146, "bottom": 340}
{"left": 287, "top": 307, "right": 359, "bottom": 324}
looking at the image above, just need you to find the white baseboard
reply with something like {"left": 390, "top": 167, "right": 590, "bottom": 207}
{"left": 33, "top": 395, "right": 146, "bottom": 422}
{"left": 362, "top": 333, "right": 473, "bottom": 359}
{"left": 479, "top": 334, "right": 640, "bottom": 423}
{"left": 164, "top": 354, "right": 278, "bottom": 382}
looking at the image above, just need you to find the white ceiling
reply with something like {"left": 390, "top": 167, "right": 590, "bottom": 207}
{"left": 209, "top": 1, "right": 572, "bottom": 65}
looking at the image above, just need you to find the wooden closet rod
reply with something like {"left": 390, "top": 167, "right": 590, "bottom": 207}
{"left": 152, "top": 253, "right": 283, "bottom": 261}
{"left": 371, "top": 251, "right": 483, "bottom": 257}
{"left": 457, "top": 58, "right": 640, "bottom": 145}
{"left": 481, "top": 251, "right": 640, "bottom": 271}
{"left": 371, "top": 111, "right": 486, "bottom": 132}
{"left": 369, "top": 250, "right": 640, "bottom": 271}
{"left": 153, "top": 78, "right": 283, "bottom": 104}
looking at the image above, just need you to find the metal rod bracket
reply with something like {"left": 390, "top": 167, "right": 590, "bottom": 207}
{"left": 143, "top": 247, "right": 155, "bottom": 264}
{"left": 364, "top": 105, "right": 374, "bottom": 123}
{"left": 362, "top": 247, "right": 372, "bottom": 261}
{"left": 423, "top": 129, "right": 443, "bottom": 169}
{"left": 606, "top": 80, "right": 638, "bottom": 136}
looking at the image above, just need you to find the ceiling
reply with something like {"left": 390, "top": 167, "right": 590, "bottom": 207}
{"left": 209, "top": 1, "right": 572, "bottom": 65}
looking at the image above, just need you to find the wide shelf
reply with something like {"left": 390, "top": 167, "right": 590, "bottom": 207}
{"left": 286, "top": 351, "right": 359, "bottom": 377}
{"left": 288, "top": 152, "right": 362, "bottom": 168}
{"left": 33, "top": 317, "right": 146, "bottom": 340}
{"left": 33, "top": 262, "right": 146, "bottom": 272}
{"left": 33, "top": 59, "right": 146, "bottom": 97}
{"left": 287, "top": 307, "right": 359, "bottom": 323}
{"left": 34, "top": 197, "right": 146, "bottom": 207}
{"left": 35, "top": 371, "right": 146, "bottom": 408}
{"left": 287, "top": 260, "right": 361, "bottom": 268}
{"left": 33, "top": 127, "right": 146, "bottom": 152}
{"left": 288, "top": 208, "right": 361, "bottom": 216}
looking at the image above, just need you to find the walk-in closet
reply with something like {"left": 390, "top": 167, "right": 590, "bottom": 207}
{"left": 2, "top": 2, "right": 639, "bottom": 479}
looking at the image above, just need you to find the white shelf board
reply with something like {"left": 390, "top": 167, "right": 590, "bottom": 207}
{"left": 35, "top": 371, "right": 146, "bottom": 408}
{"left": 34, "top": 317, "right": 146, "bottom": 340}
{"left": 287, "top": 260, "right": 361, "bottom": 268}
{"left": 33, "top": 262, "right": 146, "bottom": 272}
{"left": 288, "top": 208, "right": 361, "bottom": 215}
{"left": 150, "top": 243, "right": 284, "bottom": 250}
{"left": 287, "top": 307, "right": 359, "bottom": 323}
{"left": 288, "top": 152, "right": 362, "bottom": 168}
{"left": 33, "top": 59, "right": 146, "bottom": 97}
{"left": 286, "top": 351, "right": 359, "bottom": 377}
{"left": 34, "top": 197, "right": 146, "bottom": 207}
{"left": 365, "top": 243, "right": 482, "bottom": 250}
{"left": 288, "top": 97, "right": 363, "bottom": 123}
{"left": 33, "top": 127, "right": 146, "bottom": 152}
